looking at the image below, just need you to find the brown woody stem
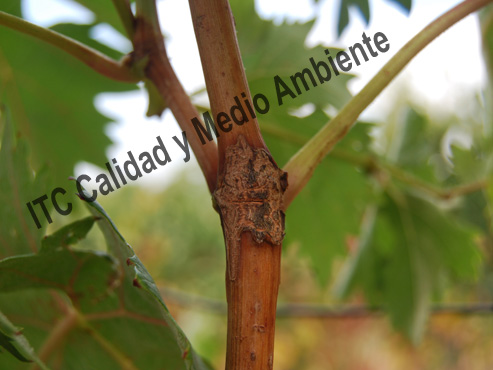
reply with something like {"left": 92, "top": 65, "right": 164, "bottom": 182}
{"left": 211, "top": 136, "right": 286, "bottom": 369}
{"left": 225, "top": 233, "right": 281, "bottom": 369}
{"left": 188, "top": 0, "right": 286, "bottom": 369}
{"left": 188, "top": 0, "right": 267, "bottom": 171}
{"left": 133, "top": 1, "right": 218, "bottom": 193}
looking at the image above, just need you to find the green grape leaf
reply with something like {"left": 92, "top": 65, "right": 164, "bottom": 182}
{"left": 259, "top": 108, "right": 374, "bottom": 284}
{"left": 336, "top": 0, "right": 412, "bottom": 36}
{"left": 70, "top": 0, "right": 129, "bottom": 37}
{"left": 0, "top": 249, "right": 118, "bottom": 300}
{"left": 336, "top": 193, "right": 481, "bottom": 342}
{"left": 337, "top": 0, "right": 370, "bottom": 36}
{"left": 231, "top": 0, "right": 353, "bottom": 113}
{"left": 83, "top": 196, "right": 212, "bottom": 369}
{"left": 381, "top": 107, "right": 445, "bottom": 184}
{"left": 0, "top": 110, "right": 49, "bottom": 259}
{"left": 0, "top": 311, "right": 49, "bottom": 369}
{"left": 480, "top": 4, "right": 493, "bottom": 84}
{"left": 0, "top": 3, "right": 137, "bottom": 187}
{"left": 388, "top": 0, "right": 412, "bottom": 13}
{"left": 40, "top": 216, "right": 97, "bottom": 252}
{"left": 0, "top": 201, "right": 212, "bottom": 369}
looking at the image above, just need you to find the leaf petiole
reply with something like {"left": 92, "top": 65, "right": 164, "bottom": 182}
{"left": 0, "top": 11, "right": 139, "bottom": 83}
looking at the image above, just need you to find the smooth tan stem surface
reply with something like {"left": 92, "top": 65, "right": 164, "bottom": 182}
{"left": 188, "top": 0, "right": 267, "bottom": 172}
{"left": 111, "top": 0, "right": 135, "bottom": 38}
{"left": 226, "top": 233, "right": 281, "bottom": 370}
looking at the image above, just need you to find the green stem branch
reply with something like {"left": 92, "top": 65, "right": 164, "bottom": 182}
{"left": 261, "top": 121, "right": 489, "bottom": 200}
{"left": 135, "top": 0, "right": 161, "bottom": 30}
{"left": 111, "top": 0, "right": 135, "bottom": 38}
{"left": 0, "top": 11, "right": 139, "bottom": 83}
{"left": 283, "top": 0, "right": 493, "bottom": 208}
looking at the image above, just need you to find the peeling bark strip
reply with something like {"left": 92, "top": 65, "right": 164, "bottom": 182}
{"left": 213, "top": 135, "right": 287, "bottom": 281}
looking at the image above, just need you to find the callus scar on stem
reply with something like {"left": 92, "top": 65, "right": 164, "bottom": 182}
{"left": 213, "top": 135, "right": 287, "bottom": 280}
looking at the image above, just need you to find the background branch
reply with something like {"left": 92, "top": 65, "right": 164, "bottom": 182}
{"left": 132, "top": 0, "right": 219, "bottom": 192}
{"left": 161, "top": 287, "right": 493, "bottom": 318}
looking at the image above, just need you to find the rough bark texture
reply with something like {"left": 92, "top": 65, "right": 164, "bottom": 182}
{"left": 214, "top": 135, "right": 286, "bottom": 280}
{"left": 213, "top": 135, "right": 287, "bottom": 369}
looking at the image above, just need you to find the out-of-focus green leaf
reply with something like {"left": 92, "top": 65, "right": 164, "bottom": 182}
{"left": 0, "top": 3, "right": 137, "bottom": 186}
{"left": 71, "top": 0, "right": 128, "bottom": 37}
{"left": 0, "top": 249, "right": 118, "bottom": 299}
{"left": 381, "top": 107, "right": 444, "bottom": 184}
{"left": 480, "top": 4, "right": 493, "bottom": 84}
{"left": 387, "top": 0, "right": 412, "bottom": 13}
{"left": 0, "top": 110, "right": 48, "bottom": 259}
{"left": 0, "top": 202, "right": 212, "bottom": 370}
{"left": 231, "top": 0, "right": 353, "bottom": 112}
{"left": 450, "top": 144, "right": 490, "bottom": 182}
{"left": 0, "top": 111, "right": 48, "bottom": 368}
{"left": 40, "top": 216, "right": 97, "bottom": 252}
{"left": 337, "top": 193, "right": 481, "bottom": 342}
{"left": 337, "top": 0, "right": 370, "bottom": 36}
{"left": 287, "top": 157, "right": 371, "bottom": 284}
{"left": 259, "top": 108, "right": 374, "bottom": 284}
{"left": 83, "top": 195, "right": 212, "bottom": 369}
{"left": 0, "top": 311, "right": 49, "bottom": 369}
{"left": 336, "top": 0, "right": 412, "bottom": 36}
{"left": 453, "top": 191, "right": 492, "bottom": 236}
{"left": 392, "top": 108, "right": 429, "bottom": 166}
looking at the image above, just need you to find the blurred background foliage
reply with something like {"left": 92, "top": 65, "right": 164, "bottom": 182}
{"left": 0, "top": 0, "right": 493, "bottom": 369}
